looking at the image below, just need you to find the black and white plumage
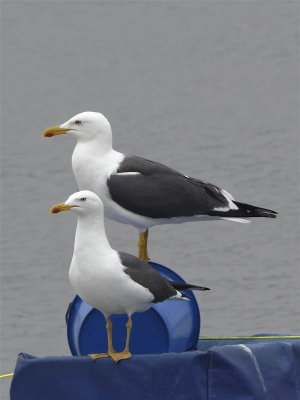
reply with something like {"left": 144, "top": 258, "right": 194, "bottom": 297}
{"left": 119, "top": 251, "right": 207, "bottom": 302}
{"left": 50, "top": 190, "right": 209, "bottom": 362}
{"left": 44, "top": 111, "right": 277, "bottom": 259}
{"left": 108, "top": 155, "right": 277, "bottom": 221}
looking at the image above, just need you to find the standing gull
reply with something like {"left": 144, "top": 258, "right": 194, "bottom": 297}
{"left": 44, "top": 112, "right": 277, "bottom": 261}
{"left": 50, "top": 190, "right": 210, "bottom": 362}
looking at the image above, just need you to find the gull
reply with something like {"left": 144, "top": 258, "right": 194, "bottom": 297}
{"left": 44, "top": 112, "right": 277, "bottom": 260}
{"left": 50, "top": 190, "right": 210, "bottom": 362}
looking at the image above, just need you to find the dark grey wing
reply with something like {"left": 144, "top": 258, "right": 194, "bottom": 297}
{"left": 116, "top": 155, "right": 182, "bottom": 176}
{"left": 107, "top": 156, "right": 229, "bottom": 219}
{"left": 119, "top": 252, "right": 177, "bottom": 303}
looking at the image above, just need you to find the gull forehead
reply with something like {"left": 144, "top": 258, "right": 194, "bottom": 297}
{"left": 65, "top": 190, "right": 103, "bottom": 205}
{"left": 64, "top": 111, "right": 110, "bottom": 125}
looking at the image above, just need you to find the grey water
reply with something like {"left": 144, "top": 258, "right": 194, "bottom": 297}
{"left": 1, "top": 1, "right": 299, "bottom": 398}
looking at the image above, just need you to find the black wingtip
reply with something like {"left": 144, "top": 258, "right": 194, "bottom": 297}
{"left": 260, "top": 210, "right": 278, "bottom": 218}
{"left": 182, "top": 287, "right": 211, "bottom": 299}
{"left": 233, "top": 202, "right": 278, "bottom": 219}
{"left": 169, "top": 280, "right": 210, "bottom": 292}
{"left": 195, "top": 286, "right": 210, "bottom": 291}
{"left": 183, "top": 285, "right": 210, "bottom": 291}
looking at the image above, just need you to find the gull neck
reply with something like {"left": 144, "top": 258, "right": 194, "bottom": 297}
{"left": 74, "top": 211, "right": 112, "bottom": 251}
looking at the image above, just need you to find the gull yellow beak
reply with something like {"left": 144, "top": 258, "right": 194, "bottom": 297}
{"left": 50, "top": 203, "right": 78, "bottom": 214}
{"left": 43, "top": 125, "right": 70, "bottom": 137}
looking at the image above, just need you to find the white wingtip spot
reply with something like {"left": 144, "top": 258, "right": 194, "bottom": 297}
{"left": 220, "top": 189, "right": 239, "bottom": 210}
{"left": 213, "top": 206, "right": 230, "bottom": 212}
{"left": 169, "top": 291, "right": 189, "bottom": 301}
{"left": 117, "top": 172, "right": 141, "bottom": 176}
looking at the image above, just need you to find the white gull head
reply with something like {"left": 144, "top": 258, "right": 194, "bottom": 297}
{"left": 60, "top": 111, "right": 112, "bottom": 142}
{"left": 64, "top": 190, "right": 105, "bottom": 216}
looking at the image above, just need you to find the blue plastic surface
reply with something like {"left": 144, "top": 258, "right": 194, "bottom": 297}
{"left": 10, "top": 338, "right": 300, "bottom": 400}
{"left": 66, "top": 262, "right": 201, "bottom": 355}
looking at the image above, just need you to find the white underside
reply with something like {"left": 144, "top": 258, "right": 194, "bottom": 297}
{"left": 70, "top": 259, "right": 154, "bottom": 316}
{"left": 69, "top": 218, "right": 154, "bottom": 316}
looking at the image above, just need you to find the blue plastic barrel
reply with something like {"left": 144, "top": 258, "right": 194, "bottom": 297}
{"left": 66, "top": 262, "right": 201, "bottom": 355}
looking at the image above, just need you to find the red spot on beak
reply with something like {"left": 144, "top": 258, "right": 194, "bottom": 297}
{"left": 51, "top": 207, "right": 60, "bottom": 214}
{"left": 44, "top": 132, "right": 54, "bottom": 137}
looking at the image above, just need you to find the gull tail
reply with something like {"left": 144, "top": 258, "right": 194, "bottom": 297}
{"left": 169, "top": 280, "right": 210, "bottom": 292}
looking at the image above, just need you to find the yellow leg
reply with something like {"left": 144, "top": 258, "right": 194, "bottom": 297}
{"left": 106, "top": 317, "right": 115, "bottom": 353}
{"left": 109, "top": 316, "right": 132, "bottom": 363}
{"left": 138, "top": 229, "right": 150, "bottom": 261}
{"left": 89, "top": 316, "right": 132, "bottom": 363}
{"left": 88, "top": 316, "right": 115, "bottom": 360}
{"left": 124, "top": 315, "right": 132, "bottom": 353}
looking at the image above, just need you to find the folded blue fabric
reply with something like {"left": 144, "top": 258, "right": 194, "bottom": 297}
{"left": 208, "top": 341, "right": 300, "bottom": 400}
{"left": 10, "top": 339, "right": 300, "bottom": 400}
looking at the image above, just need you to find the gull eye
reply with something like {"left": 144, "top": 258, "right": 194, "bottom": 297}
{"left": 80, "top": 197, "right": 87, "bottom": 202}
{"left": 75, "top": 120, "right": 82, "bottom": 125}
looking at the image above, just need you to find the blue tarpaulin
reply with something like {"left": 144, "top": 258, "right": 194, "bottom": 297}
{"left": 10, "top": 338, "right": 300, "bottom": 400}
